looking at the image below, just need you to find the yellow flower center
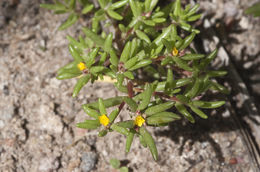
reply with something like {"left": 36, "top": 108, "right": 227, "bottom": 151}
{"left": 172, "top": 47, "right": 178, "bottom": 56}
{"left": 77, "top": 62, "right": 86, "bottom": 71}
{"left": 134, "top": 115, "right": 145, "bottom": 127}
{"left": 99, "top": 114, "right": 110, "bottom": 126}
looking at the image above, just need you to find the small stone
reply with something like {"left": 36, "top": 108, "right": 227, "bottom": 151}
{"left": 243, "top": 61, "right": 253, "bottom": 69}
{"left": 80, "top": 152, "right": 97, "bottom": 172}
{"left": 222, "top": 110, "right": 230, "bottom": 118}
{"left": 203, "top": 19, "right": 211, "bottom": 28}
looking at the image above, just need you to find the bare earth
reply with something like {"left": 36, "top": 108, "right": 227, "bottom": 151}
{"left": 0, "top": 0, "right": 260, "bottom": 171}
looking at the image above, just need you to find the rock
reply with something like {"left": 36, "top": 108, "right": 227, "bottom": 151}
{"left": 80, "top": 152, "right": 97, "bottom": 172}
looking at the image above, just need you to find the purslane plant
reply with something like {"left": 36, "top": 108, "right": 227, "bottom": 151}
{"left": 41, "top": 0, "right": 228, "bottom": 161}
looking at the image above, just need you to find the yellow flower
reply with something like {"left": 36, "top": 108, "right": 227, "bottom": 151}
{"left": 77, "top": 62, "right": 86, "bottom": 71}
{"left": 134, "top": 115, "right": 145, "bottom": 127}
{"left": 172, "top": 47, "right": 178, "bottom": 56}
{"left": 99, "top": 114, "right": 110, "bottom": 126}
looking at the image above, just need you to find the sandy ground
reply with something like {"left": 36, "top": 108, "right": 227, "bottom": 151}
{"left": 0, "top": 0, "right": 260, "bottom": 171}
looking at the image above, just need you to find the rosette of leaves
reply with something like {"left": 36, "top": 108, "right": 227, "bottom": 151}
{"left": 41, "top": 0, "right": 228, "bottom": 161}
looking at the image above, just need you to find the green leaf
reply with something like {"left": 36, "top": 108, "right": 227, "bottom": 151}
{"left": 173, "top": 57, "right": 193, "bottom": 71}
{"left": 59, "top": 13, "right": 78, "bottom": 30}
{"left": 98, "top": 0, "right": 107, "bottom": 9}
{"left": 109, "top": 108, "right": 120, "bottom": 123}
{"left": 98, "top": 130, "right": 108, "bottom": 137}
{"left": 82, "top": 27, "right": 105, "bottom": 48}
{"left": 176, "top": 94, "right": 190, "bottom": 104}
{"left": 162, "top": 39, "right": 172, "bottom": 53}
{"left": 86, "top": 96, "right": 125, "bottom": 110}
{"left": 153, "top": 25, "right": 172, "bottom": 45}
{"left": 189, "top": 105, "right": 208, "bottom": 119}
{"left": 120, "top": 167, "right": 129, "bottom": 172}
{"left": 56, "top": 72, "right": 81, "bottom": 80}
{"left": 145, "top": 0, "right": 151, "bottom": 12}
{"left": 136, "top": 30, "right": 151, "bottom": 43}
{"left": 153, "top": 44, "right": 164, "bottom": 56}
{"left": 187, "top": 14, "right": 201, "bottom": 22}
{"left": 186, "top": 4, "right": 199, "bottom": 17}
{"left": 120, "top": 41, "right": 131, "bottom": 63}
{"left": 145, "top": 102, "right": 175, "bottom": 116}
{"left": 210, "top": 81, "right": 230, "bottom": 94}
{"left": 174, "top": 0, "right": 181, "bottom": 16}
{"left": 161, "top": 56, "right": 172, "bottom": 66}
{"left": 185, "top": 78, "right": 201, "bottom": 98}
{"left": 146, "top": 112, "right": 181, "bottom": 125}
{"left": 110, "top": 0, "right": 128, "bottom": 9}
{"left": 126, "top": 130, "right": 135, "bottom": 153}
{"left": 82, "top": 105, "right": 100, "bottom": 119}
{"left": 89, "top": 66, "right": 105, "bottom": 74}
{"left": 56, "top": 61, "right": 77, "bottom": 71}
{"left": 123, "top": 71, "right": 134, "bottom": 79}
{"left": 107, "top": 9, "right": 123, "bottom": 20}
{"left": 245, "top": 2, "right": 260, "bottom": 17}
{"left": 137, "top": 84, "right": 153, "bottom": 110}
{"left": 119, "top": 24, "right": 127, "bottom": 32}
{"left": 129, "top": 59, "right": 152, "bottom": 71}
{"left": 98, "top": 98, "right": 107, "bottom": 115}
{"left": 99, "top": 52, "right": 107, "bottom": 65}
{"left": 111, "top": 124, "right": 130, "bottom": 136}
{"left": 129, "top": 0, "right": 141, "bottom": 17}
{"left": 130, "top": 38, "right": 138, "bottom": 58}
{"left": 69, "top": 45, "right": 84, "bottom": 62}
{"left": 179, "top": 32, "right": 196, "bottom": 50}
{"left": 175, "top": 78, "right": 193, "bottom": 87}
{"left": 72, "top": 75, "right": 91, "bottom": 97}
{"left": 124, "top": 97, "right": 138, "bottom": 112}
{"left": 139, "top": 134, "right": 147, "bottom": 147}
{"left": 150, "top": 0, "right": 159, "bottom": 11}
{"left": 180, "top": 21, "right": 191, "bottom": 32}
{"left": 69, "top": 0, "right": 76, "bottom": 9}
{"left": 139, "top": 127, "right": 158, "bottom": 161}
{"left": 171, "top": 25, "right": 177, "bottom": 40}
{"left": 67, "top": 36, "right": 85, "bottom": 49}
{"left": 110, "top": 158, "right": 121, "bottom": 169}
{"left": 82, "top": 4, "right": 94, "bottom": 14}
{"left": 124, "top": 56, "right": 138, "bottom": 69}
{"left": 40, "top": 3, "right": 66, "bottom": 11}
{"left": 109, "top": 50, "right": 119, "bottom": 66}
{"left": 175, "top": 102, "right": 195, "bottom": 123}
{"left": 85, "top": 48, "right": 99, "bottom": 68}
{"left": 56, "top": 65, "right": 81, "bottom": 80}
{"left": 104, "top": 33, "right": 113, "bottom": 52}
{"left": 114, "top": 83, "right": 128, "bottom": 93}
{"left": 207, "top": 71, "right": 227, "bottom": 77}
{"left": 199, "top": 49, "right": 218, "bottom": 69}
{"left": 145, "top": 0, "right": 158, "bottom": 12}
{"left": 117, "top": 120, "right": 135, "bottom": 128}
{"left": 165, "top": 68, "right": 175, "bottom": 91}
{"left": 192, "top": 100, "right": 225, "bottom": 109}
{"left": 76, "top": 120, "right": 100, "bottom": 129}
{"left": 156, "top": 78, "right": 192, "bottom": 91}
{"left": 181, "top": 54, "right": 205, "bottom": 60}
{"left": 143, "top": 20, "right": 156, "bottom": 26}
{"left": 117, "top": 73, "right": 124, "bottom": 86}
{"left": 175, "top": 39, "right": 183, "bottom": 49}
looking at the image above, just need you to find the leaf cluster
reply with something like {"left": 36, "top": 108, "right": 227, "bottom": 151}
{"left": 41, "top": 0, "right": 228, "bottom": 161}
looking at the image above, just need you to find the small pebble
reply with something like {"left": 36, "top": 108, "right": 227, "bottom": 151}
{"left": 80, "top": 152, "right": 97, "bottom": 172}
